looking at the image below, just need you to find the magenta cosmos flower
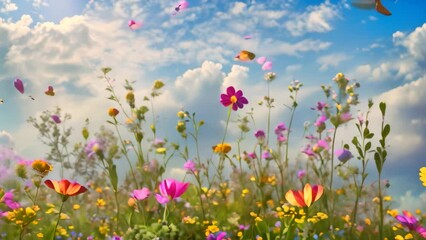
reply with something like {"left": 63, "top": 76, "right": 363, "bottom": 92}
{"left": 220, "top": 86, "right": 248, "bottom": 111}
{"left": 155, "top": 179, "right": 189, "bottom": 204}
{"left": 395, "top": 210, "right": 426, "bottom": 238}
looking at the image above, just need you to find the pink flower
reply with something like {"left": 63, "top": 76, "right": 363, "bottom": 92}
{"left": 183, "top": 159, "right": 196, "bottom": 172}
{"left": 314, "top": 115, "right": 327, "bottom": 127}
{"left": 131, "top": 187, "right": 151, "bottom": 201}
{"left": 220, "top": 86, "right": 248, "bottom": 111}
{"left": 155, "top": 179, "right": 189, "bottom": 204}
{"left": 297, "top": 170, "right": 306, "bottom": 179}
{"left": 51, "top": 115, "right": 61, "bottom": 124}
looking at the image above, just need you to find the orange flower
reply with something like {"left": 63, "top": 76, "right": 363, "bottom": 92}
{"left": 212, "top": 143, "right": 231, "bottom": 154}
{"left": 285, "top": 183, "right": 323, "bottom": 207}
{"left": 108, "top": 108, "right": 119, "bottom": 117}
{"left": 44, "top": 179, "right": 88, "bottom": 201}
{"left": 31, "top": 159, "right": 52, "bottom": 177}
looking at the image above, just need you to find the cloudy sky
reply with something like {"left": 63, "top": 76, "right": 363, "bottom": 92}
{"left": 1, "top": 0, "right": 426, "bottom": 211}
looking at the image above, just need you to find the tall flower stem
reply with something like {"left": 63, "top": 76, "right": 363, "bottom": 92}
{"left": 328, "top": 126, "right": 338, "bottom": 232}
{"left": 51, "top": 200, "right": 65, "bottom": 240}
{"left": 217, "top": 107, "right": 232, "bottom": 189}
{"left": 113, "top": 123, "right": 139, "bottom": 189}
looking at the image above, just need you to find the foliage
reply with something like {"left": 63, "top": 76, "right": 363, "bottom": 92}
{"left": 0, "top": 69, "right": 425, "bottom": 240}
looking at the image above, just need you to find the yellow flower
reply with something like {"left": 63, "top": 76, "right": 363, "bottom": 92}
{"left": 31, "top": 159, "right": 53, "bottom": 177}
{"left": 36, "top": 233, "right": 43, "bottom": 238}
{"left": 383, "top": 195, "right": 392, "bottom": 201}
{"left": 156, "top": 147, "right": 167, "bottom": 154}
{"left": 96, "top": 198, "right": 106, "bottom": 208}
{"left": 73, "top": 204, "right": 80, "bottom": 210}
{"left": 372, "top": 197, "right": 380, "bottom": 203}
{"left": 212, "top": 143, "right": 231, "bottom": 154}
{"left": 177, "top": 111, "right": 186, "bottom": 118}
{"left": 387, "top": 209, "right": 398, "bottom": 217}
{"left": 420, "top": 167, "right": 426, "bottom": 186}
{"left": 364, "top": 218, "right": 371, "bottom": 225}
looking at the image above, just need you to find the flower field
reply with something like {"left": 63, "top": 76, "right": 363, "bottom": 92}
{"left": 1, "top": 68, "right": 426, "bottom": 240}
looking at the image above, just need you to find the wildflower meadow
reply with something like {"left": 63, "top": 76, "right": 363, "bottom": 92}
{"left": 1, "top": 1, "right": 426, "bottom": 240}
{"left": 1, "top": 68, "right": 425, "bottom": 240}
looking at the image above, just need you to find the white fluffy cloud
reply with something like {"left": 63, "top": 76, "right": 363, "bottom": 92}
{"left": 317, "top": 53, "right": 350, "bottom": 71}
{"left": 284, "top": 0, "right": 339, "bottom": 36}
{"left": 0, "top": 0, "right": 17, "bottom": 13}
{"left": 353, "top": 23, "right": 426, "bottom": 82}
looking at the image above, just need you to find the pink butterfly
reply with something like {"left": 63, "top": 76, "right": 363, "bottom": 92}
{"left": 14, "top": 78, "right": 24, "bottom": 94}
{"left": 14, "top": 78, "right": 35, "bottom": 100}
{"left": 173, "top": 0, "right": 189, "bottom": 15}
{"left": 256, "top": 57, "right": 273, "bottom": 71}
{"left": 128, "top": 20, "right": 143, "bottom": 30}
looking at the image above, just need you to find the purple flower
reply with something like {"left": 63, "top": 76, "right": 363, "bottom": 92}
{"left": 238, "top": 224, "right": 250, "bottom": 230}
{"left": 275, "top": 221, "right": 281, "bottom": 228}
{"left": 297, "top": 170, "right": 306, "bottom": 179}
{"left": 395, "top": 210, "right": 426, "bottom": 237}
{"left": 51, "top": 115, "right": 61, "bottom": 124}
{"left": 274, "top": 122, "right": 287, "bottom": 134}
{"left": 3, "top": 191, "right": 20, "bottom": 210}
{"left": 335, "top": 149, "right": 353, "bottom": 163}
{"left": 254, "top": 130, "right": 266, "bottom": 143}
{"left": 155, "top": 179, "right": 189, "bottom": 204}
{"left": 302, "top": 145, "right": 316, "bottom": 158}
{"left": 131, "top": 187, "right": 151, "bottom": 201}
{"left": 206, "top": 231, "right": 227, "bottom": 240}
{"left": 84, "top": 139, "right": 104, "bottom": 159}
{"left": 220, "top": 86, "right": 248, "bottom": 111}
{"left": 312, "top": 101, "right": 327, "bottom": 111}
{"left": 183, "top": 159, "right": 196, "bottom": 172}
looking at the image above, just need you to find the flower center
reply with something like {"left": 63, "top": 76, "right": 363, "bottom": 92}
{"left": 230, "top": 95, "right": 237, "bottom": 104}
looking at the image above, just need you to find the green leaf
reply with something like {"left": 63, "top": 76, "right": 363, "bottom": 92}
{"left": 101, "top": 67, "right": 112, "bottom": 75}
{"left": 365, "top": 142, "right": 372, "bottom": 152}
{"left": 379, "top": 102, "right": 386, "bottom": 116}
{"left": 365, "top": 133, "right": 374, "bottom": 139}
{"left": 363, "top": 128, "right": 370, "bottom": 137}
{"left": 352, "top": 136, "right": 359, "bottom": 146}
{"left": 109, "top": 164, "right": 118, "bottom": 192}
{"left": 382, "top": 124, "right": 390, "bottom": 139}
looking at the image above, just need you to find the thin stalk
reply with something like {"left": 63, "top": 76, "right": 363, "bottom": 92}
{"left": 328, "top": 126, "right": 339, "bottom": 232}
{"left": 51, "top": 200, "right": 65, "bottom": 240}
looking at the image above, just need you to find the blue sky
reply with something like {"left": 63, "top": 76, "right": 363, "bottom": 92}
{"left": 1, "top": 0, "right": 426, "bottom": 211}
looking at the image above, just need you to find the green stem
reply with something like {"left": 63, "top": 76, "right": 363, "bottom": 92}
{"left": 51, "top": 200, "right": 65, "bottom": 240}
{"left": 328, "top": 126, "right": 338, "bottom": 232}
{"left": 113, "top": 124, "right": 139, "bottom": 189}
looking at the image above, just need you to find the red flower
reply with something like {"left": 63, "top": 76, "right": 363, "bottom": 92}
{"left": 220, "top": 86, "right": 248, "bottom": 111}
{"left": 45, "top": 179, "right": 88, "bottom": 201}
{"left": 285, "top": 183, "right": 323, "bottom": 207}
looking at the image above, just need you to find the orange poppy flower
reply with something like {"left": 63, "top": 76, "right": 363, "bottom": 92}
{"left": 285, "top": 183, "right": 323, "bottom": 207}
{"left": 212, "top": 143, "right": 231, "bottom": 154}
{"left": 45, "top": 179, "right": 88, "bottom": 201}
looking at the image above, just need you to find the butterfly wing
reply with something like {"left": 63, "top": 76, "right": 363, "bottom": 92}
{"left": 14, "top": 78, "right": 24, "bottom": 94}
